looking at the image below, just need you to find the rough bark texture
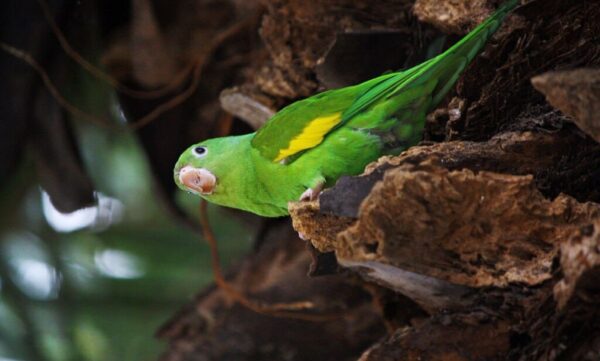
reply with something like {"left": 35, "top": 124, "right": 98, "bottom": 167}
{"left": 532, "top": 69, "right": 600, "bottom": 144}
{"left": 554, "top": 221, "right": 600, "bottom": 310}
{"left": 331, "top": 167, "right": 596, "bottom": 288}
{"left": 413, "top": 0, "right": 496, "bottom": 34}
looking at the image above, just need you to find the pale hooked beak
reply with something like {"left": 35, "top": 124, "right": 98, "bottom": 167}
{"left": 178, "top": 166, "right": 217, "bottom": 195}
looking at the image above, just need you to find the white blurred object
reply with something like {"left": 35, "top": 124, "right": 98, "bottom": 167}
{"left": 94, "top": 249, "right": 144, "bottom": 279}
{"left": 2, "top": 233, "right": 61, "bottom": 301}
{"left": 42, "top": 191, "right": 124, "bottom": 233}
{"left": 8, "top": 259, "right": 61, "bottom": 300}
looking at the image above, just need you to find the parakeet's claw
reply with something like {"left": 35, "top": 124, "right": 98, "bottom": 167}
{"left": 299, "top": 182, "right": 324, "bottom": 202}
{"left": 299, "top": 188, "right": 315, "bottom": 201}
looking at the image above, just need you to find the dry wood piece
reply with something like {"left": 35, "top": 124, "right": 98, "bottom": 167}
{"left": 288, "top": 126, "right": 600, "bottom": 358}
{"left": 291, "top": 130, "right": 599, "bottom": 254}
{"left": 290, "top": 200, "right": 355, "bottom": 253}
{"left": 290, "top": 130, "right": 600, "bottom": 313}
{"left": 291, "top": 163, "right": 600, "bottom": 308}
{"left": 554, "top": 221, "right": 600, "bottom": 309}
{"left": 219, "top": 86, "right": 277, "bottom": 129}
{"left": 532, "top": 69, "right": 600, "bottom": 144}
{"left": 337, "top": 165, "right": 599, "bottom": 288}
{"left": 413, "top": 0, "right": 496, "bottom": 34}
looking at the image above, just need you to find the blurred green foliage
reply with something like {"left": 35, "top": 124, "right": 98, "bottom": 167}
{"left": 0, "top": 6, "right": 259, "bottom": 359}
{"left": 0, "top": 123, "right": 255, "bottom": 361}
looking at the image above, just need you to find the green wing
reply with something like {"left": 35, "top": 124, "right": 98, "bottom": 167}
{"left": 250, "top": 87, "right": 358, "bottom": 162}
{"left": 251, "top": 0, "right": 517, "bottom": 162}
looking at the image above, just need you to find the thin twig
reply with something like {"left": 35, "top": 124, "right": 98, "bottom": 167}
{"left": 0, "top": 18, "right": 251, "bottom": 131}
{"left": 126, "top": 19, "right": 251, "bottom": 130}
{"left": 0, "top": 42, "right": 116, "bottom": 130}
{"left": 199, "top": 200, "right": 344, "bottom": 322}
{"left": 37, "top": 0, "right": 193, "bottom": 99}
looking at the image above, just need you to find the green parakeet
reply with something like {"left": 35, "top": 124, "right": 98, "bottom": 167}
{"left": 174, "top": 0, "right": 518, "bottom": 217}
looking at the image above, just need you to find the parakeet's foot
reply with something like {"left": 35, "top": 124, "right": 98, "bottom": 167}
{"left": 297, "top": 182, "right": 324, "bottom": 241}
{"left": 299, "top": 182, "right": 324, "bottom": 202}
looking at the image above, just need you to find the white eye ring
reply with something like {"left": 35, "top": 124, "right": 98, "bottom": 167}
{"left": 193, "top": 146, "right": 207, "bottom": 158}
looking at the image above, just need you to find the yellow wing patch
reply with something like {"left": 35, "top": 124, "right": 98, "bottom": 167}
{"left": 274, "top": 112, "right": 342, "bottom": 162}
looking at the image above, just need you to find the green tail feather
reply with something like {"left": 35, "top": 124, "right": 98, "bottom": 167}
{"left": 426, "top": 0, "right": 518, "bottom": 107}
{"left": 342, "top": 0, "right": 518, "bottom": 147}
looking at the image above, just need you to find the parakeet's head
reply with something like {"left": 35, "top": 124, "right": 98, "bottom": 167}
{"left": 174, "top": 137, "right": 232, "bottom": 197}
{"left": 174, "top": 134, "right": 253, "bottom": 197}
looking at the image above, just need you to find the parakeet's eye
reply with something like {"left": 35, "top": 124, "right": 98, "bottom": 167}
{"left": 193, "top": 146, "right": 207, "bottom": 158}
